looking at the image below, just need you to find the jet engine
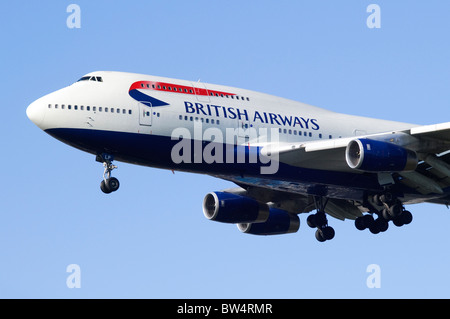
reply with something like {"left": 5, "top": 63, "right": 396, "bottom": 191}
{"left": 345, "top": 138, "right": 417, "bottom": 172}
{"left": 237, "top": 208, "right": 300, "bottom": 235}
{"left": 202, "top": 192, "right": 269, "bottom": 224}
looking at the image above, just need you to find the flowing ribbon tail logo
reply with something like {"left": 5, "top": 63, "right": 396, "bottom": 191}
{"left": 129, "top": 81, "right": 169, "bottom": 107}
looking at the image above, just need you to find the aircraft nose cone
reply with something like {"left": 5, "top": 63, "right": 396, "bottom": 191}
{"left": 26, "top": 100, "right": 45, "bottom": 128}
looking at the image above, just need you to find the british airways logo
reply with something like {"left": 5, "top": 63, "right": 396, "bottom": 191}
{"left": 128, "top": 81, "right": 169, "bottom": 107}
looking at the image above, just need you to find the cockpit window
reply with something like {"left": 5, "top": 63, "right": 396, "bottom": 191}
{"left": 77, "top": 76, "right": 103, "bottom": 82}
{"left": 77, "top": 76, "right": 90, "bottom": 82}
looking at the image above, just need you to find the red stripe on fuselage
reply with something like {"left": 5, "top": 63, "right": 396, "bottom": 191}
{"left": 129, "top": 81, "right": 236, "bottom": 97}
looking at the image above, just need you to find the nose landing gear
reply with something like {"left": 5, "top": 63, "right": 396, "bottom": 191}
{"left": 96, "top": 153, "right": 120, "bottom": 194}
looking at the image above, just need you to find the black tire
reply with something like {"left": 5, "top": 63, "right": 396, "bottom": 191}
{"left": 355, "top": 216, "right": 366, "bottom": 230}
{"left": 107, "top": 177, "right": 120, "bottom": 192}
{"left": 401, "top": 210, "right": 413, "bottom": 225}
{"left": 388, "top": 203, "right": 402, "bottom": 218}
{"left": 376, "top": 218, "right": 389, "bottom": 232}
{"left": 100, "top": 180, "right": 112, "bottom": 194}
{"left": 307, "top": 214, "right": 316, "bottom": 228}
{"left": 369, "top": 223, "right": 380, "bottom": 234}
{"left": 322, "top": 226, "right": 335, "bottom": 240}
{"left": 363, "top": 214, "right": 375, "bottom": 228}
{"left": 315, "top": 229, "right": 326, "bottom": 242}
{"left": 393, "top": 217, "right": 404, "bottom": 227}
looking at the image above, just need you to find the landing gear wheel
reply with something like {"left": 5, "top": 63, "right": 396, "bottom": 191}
{"left": 315, "top": 226, "right": 335, "bottom": 242}
{"left": 355, "top": 214, "right": 374, "bottom": 231}
{"left": 322, "top": 226, "right": 335, "bottom": 240}
{"left": 307, "top": 211, "right": 327, "bottom": 228}
{"left": 315, "top": 229, "right": 326, "bottom": 242}
{"left": 388, "top": 203, "right": 402, "bottom": 219}
{"left": 402, "top": 210, "right": 413, "bottom": 225}
{"left": 307, "top": 214, "right": 317, "bottom": 228}
{"left": 375, "top": 218, "right": 389, "bottom": 232}
{"left": 355, "top": 217, "right": 365, "bottom": 231}
{"left": 100, "top": 177, "right": 120, "bottom": 194}
{"left": 369, "top": 223, "right": 380, "bottom": 234}
{"left": 393, "top": 210, "right": 413, "bottom": 227}
{"left": 107, "top": 177, "right": 120, "bottom": 192}
{"left": 100, "top": 180, "right": 112, "bottom": 194}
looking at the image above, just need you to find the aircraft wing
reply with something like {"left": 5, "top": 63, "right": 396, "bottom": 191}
{"left": 409, "top": 121, "right": 450, "bottom": 142}
{"left": 262, "top": 121, "right": 450, "bottom": 195}
{"left": 270, "top": 137, "right": 355, "bottom": 172}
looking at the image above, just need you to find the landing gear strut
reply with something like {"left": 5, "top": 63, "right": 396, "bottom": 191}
{"left": 307, "top": 197, "right": 335, "bottom": 242}
{"left": 96, "top": 153, "right": 120, "bottom": 194}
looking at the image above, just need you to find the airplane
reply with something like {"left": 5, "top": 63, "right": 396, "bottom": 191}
{"left": 26, "top": 71, "right": 450, "bottom": 242}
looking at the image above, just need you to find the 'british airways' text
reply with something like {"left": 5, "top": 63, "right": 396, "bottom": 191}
{"left": 184, "top": 102, "right": 319, "bottom": 130}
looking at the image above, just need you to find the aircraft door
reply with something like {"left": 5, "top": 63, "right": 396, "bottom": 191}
{"left": 138, "top": 101, "right": 152, "bottom": 126}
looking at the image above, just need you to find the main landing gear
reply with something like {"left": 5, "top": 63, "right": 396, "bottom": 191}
{"left": 96, "top": 153, "right": 120, "bottom": 194}
{"left": 355, "top": 192, "right": 413, "bottom": 234}
{"left": 307, "top": 197, "right": 335, "bottom": 242}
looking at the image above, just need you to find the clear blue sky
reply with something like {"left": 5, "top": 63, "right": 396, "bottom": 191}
{"left": 2, "top": 1, "right": 450, "bottom": 298}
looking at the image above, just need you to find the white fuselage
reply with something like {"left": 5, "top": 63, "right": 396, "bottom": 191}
{"left": 27, "top": 71, "right": 415, "bottom": 148}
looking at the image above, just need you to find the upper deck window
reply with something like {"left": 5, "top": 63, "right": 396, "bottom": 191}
{"left": 77, "top": 76, "right": 103, "bottom": 82}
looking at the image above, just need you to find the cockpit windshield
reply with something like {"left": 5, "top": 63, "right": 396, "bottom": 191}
{"left": 77, "top": 76, "right": 103, "bottom": 82}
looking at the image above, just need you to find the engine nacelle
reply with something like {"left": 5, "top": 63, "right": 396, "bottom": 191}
{"left": 202, "top": 192, "right": 269, "bottom": 224}
{"left": 237, "top": 208, "right": 300, "bottom": 235}
{"left": 345, "top": 138, "right": 417, "bottom": 172}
